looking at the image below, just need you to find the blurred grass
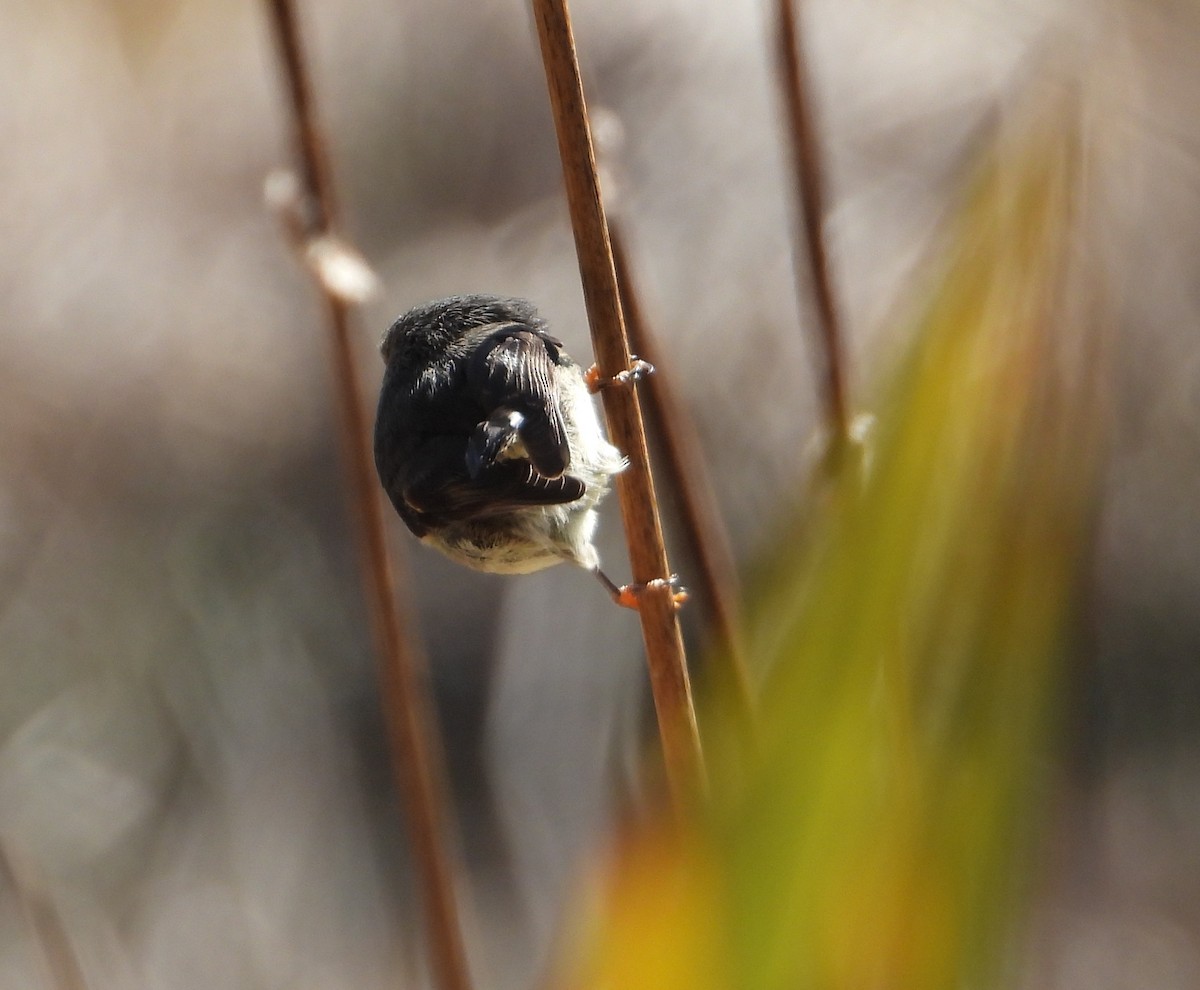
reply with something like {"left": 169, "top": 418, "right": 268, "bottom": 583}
{"left": 560, "top": 88, "right": 1102, "bottom": 990}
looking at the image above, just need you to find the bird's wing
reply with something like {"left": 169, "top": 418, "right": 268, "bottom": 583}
{"left": 464, "top": 326, "right": 570, "bottom": 478}
{"left": 389, "top": 435, "right": 584, "bottom": 533}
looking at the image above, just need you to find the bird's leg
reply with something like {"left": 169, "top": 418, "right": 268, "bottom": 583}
{"left": 593, "top": 567, "right": 688, "bottom": 610}
{"left": 585, "top": 357, "right": 655, "bottom": 394}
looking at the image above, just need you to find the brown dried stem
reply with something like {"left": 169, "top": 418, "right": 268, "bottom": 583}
{"left": 529, "top": 0, "right": 706, "bottom": 808}
{"left": 774, "top": 0, "right": 852, "bottom": 449}
{"left": 261, "top": 4, "right": 472, "bottom": 990}
{"left": 608, "top": 221, "right": 756, "bottom": 724}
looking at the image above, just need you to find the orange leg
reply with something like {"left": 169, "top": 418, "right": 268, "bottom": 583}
{"left": 585, "top": 358, "right": 655, "bottom": 394}
{"left": 593, "top": 568, "right": 688, "bottom": 610}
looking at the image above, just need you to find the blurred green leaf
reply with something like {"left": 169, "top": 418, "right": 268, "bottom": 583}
{"left": 563, "top": 90, "right": 1102, "bottom": 990}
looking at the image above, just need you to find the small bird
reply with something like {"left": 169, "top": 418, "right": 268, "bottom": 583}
{"left": 374, "top": 294, "right": 655, "bottom": 604}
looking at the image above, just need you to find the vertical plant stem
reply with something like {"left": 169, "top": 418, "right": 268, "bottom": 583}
{"left": 608, "top": 221, "right": 756, "bottom": 723}
{"left": 529, "top": 0, "right": 705, "bottom": 808}
{"left": 774, "top": 0, "right": 852, "bottom": 448}
{"left": 261, "top": 4, "right": 472, "bottom": 990}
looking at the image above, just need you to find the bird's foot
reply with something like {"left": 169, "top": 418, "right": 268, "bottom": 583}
{"left": 595, "top": 568, "right": 687, "bottom": 610}
{"left": 585, "top": 357, "right": 655, "bottom": 394}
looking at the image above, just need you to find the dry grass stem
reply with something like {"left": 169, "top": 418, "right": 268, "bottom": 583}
{"left": 261, "top": 4, "right": 472, "bottom": 989}
{"left": 529, "top": 0, "right": 706, "bottom": 808}
{"left": 608, "top": 221, "right": 756, "bottom": 725}
{"left": 774, "top": 0, "right": 852, "bottom": 449}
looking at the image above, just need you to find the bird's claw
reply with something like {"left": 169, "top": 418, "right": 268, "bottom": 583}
{"left": 585, "top": 357, "right": 655, "bottom": 393}
{"left": 612, "top": 575, "right": 688, "bottom": 611}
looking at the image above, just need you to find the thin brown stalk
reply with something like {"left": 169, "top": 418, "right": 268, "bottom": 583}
{"left": 608, "top": 221, "right": 756, "bottom": 724}
{"left": 0, "top": 842, "right": 88, "bottom": 990}
{"left": 529, "top": 0, "right": 705, "bottom": 809}
{"left": 774, "top": 0, "right": 852, "bottom": 449}
{"left": 261, "top": 4, "right": 472, "bottom": 990}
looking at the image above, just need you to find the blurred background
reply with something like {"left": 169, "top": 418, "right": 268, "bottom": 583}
{"left": 0, "top": 0, "right": 1197, "bottom": 987}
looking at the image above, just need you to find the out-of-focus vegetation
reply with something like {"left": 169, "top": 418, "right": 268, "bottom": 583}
{"left": 2, "top": 2, "right": 1200, "bottom": 989}
{"left": 564, "top": 93, "right": 1100, "bottom": 990}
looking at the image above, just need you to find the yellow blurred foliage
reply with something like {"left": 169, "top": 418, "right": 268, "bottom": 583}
{"left": 559, "top": 84, "right": 1102, "bottom": 990}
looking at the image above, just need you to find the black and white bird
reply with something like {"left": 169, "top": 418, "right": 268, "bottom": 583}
{"left": 374, "top": 294, "right": 640, "bottom": 600}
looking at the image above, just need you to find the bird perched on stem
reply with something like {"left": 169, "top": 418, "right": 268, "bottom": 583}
{"left": 374, "top": 294, "right": 672, "bottom": 607}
